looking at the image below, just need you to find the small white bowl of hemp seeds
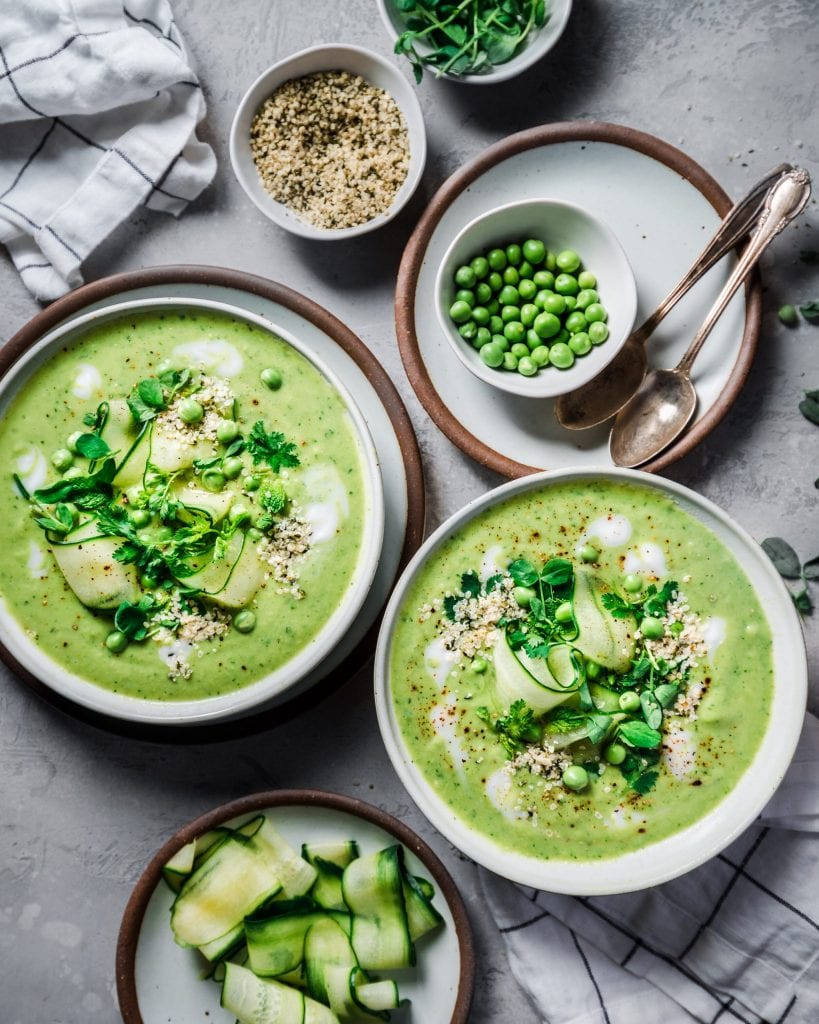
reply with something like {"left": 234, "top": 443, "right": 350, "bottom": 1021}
{"left": 230, "top": 44, "right": 427, "bottom": 240}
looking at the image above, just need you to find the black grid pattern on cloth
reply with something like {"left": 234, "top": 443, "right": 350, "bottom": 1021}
{"left": 0, "top": 5, "right": 202, "bottom": 241}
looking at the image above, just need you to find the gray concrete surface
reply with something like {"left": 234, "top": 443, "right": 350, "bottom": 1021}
{"left": 0, "top": 1, "right": 817, "bottom": 1021}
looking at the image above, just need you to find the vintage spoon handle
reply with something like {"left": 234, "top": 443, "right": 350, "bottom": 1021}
{"left": 634, "top": 163, "right": 792, "bottom": 345}
{"left": 677, "top": 167, "right": 812, "bottom": 374}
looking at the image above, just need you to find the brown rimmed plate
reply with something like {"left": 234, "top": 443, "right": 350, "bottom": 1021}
{"left": 115, "top": 790, "right": 475, "bottom": 1024}
{"left": 0, "top": 266, "right": 424, "bottom": 742}
{"left": 396, "top": 121, "right": 763, "bottom": 478}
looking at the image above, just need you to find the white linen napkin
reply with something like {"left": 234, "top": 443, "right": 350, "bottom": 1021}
{"left": 481, "top": 712, "right": 819, "bottom": 1024}
{"left": 0, "top": 0, "right": 216, "bottom": 302}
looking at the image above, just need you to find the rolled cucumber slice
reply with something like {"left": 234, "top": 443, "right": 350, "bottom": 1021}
{"left": 222, "top": 962, "right": 339, "bottom": 1024}
{"left": 343, "top": 847, "right": 413, "bottom": 971}
{"left": 493, "top": 631, "right": 582, "bottom": 714}
{"left": 572, "top": 568, "right": 635, "bottom": 672}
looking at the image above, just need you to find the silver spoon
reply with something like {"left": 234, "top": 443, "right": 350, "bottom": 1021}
{"left": 609, "top": 167, "right": 811, "bottom": 468}
{"left": 555, "top": 163, "right": 792, "bottom": 431}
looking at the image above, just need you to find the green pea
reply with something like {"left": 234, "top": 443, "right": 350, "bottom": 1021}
{"left": 641, "top": 616, "right": 665, "bottom": 640}
{"left": 222, "top": 456, "right": 243, "bottom": 480}
{"left": 518, "top": 260, "right": 534, "bottom": 280}
{"left": 619, "top": 691, "right": 641, "bottom": 712}
{"left": 501, "top": 305, "right": 521, "bottom": 324}
{"left": 569, "top": 332, "right": 592, "bottom": 356}
{"left": 130, "top": 508, "right": 151, "bottom": 528}
{"left": 475, "top": 282, "right": 493, "bottom": 304}
{"left": 470, "top": 256, "right": 489, "bottom": 280}
{"left": 486, "top": 298, "right": 500, "bottom": 315}
{"left": 498, "top": 285, "right": 520, "bottom": 306}
{"left": 202, "top": 469, "right": 225, "bottom": 492}
{"left": 533, "top": 270, "right": 555, "bottom": 289}
{"left": 247, "top": 527, "right": 263, "bottom": 542}
{"left": 475, "top": 326, "right": 492, "bottom": 348}
{"left": 139, "top": 571, "right": 160, "bottom": 590}
{"left": 533, "top": 311, "right": 561, "bottom": 339}
{"left": 471, "top": 656, "right": 488, "bottom": 674}
{"left": 520, "top": 303, "right": 539, "bottom": 327}
{"left": 216, "top": 419, "right": 240, "bottom": 444}
{"left": 502, "top": 266, "right": 520, "bottom": 286}
{"left": 523, "top": 239, "right": 546, "bottom": 265}
{"left": 492, "top": 334, "right": 510, "bottom": 352}
{"left": 541, "top": 292, "right": 566, "bottom": 316}
{"left": 563, "top": 295, "right": 577, "bottom": 311}
{"left": 449, "top": 300, "right": 472, "bottom": 324}
{"left": 454, "top": 265, "right": 476, "bottom": 288}
{"left": 489, "top": 315, "right": 504, "bottom": 335}
{"left": 549, "top": 342, "right": 575, "bottom": 369}
{"left": 480, "top": 342, "right": 504, "bottom": 368}
{"left": 556, "top": 249, "right": 581, "bottom": 273}
{"left": 506, "top": 243, "right": 522, "bottom": 266}
{"left": 510, "top": 342, "right": 529, "bottom": 359}
{"left": 554, "top": 273, "right": 579, "bottom": 296}
{"left": 533, "top": 289, "right": 553, "bottom": 311}
{"left": 243, "top": 474, "right": 261, "bottom": 491}
{"left": 588, "top": 322, "right": 609, "bottom": 345}
{"left": 623, "top": 574, "right": 643, "bottom": 593}
{"left": 67, "top": 430, "right": 84, "bottom": 453}
{"left": 513, "top": 585, "right": 537, "bottom": 607}
{"left": 555, "top": 601, "right": 574, "bottom": 623}
{"left": 229, "top": 503, "right": 251, "bottom": 526}
{"left": 487, "top": 248, "right": 507, "bottom": 271}
{"left": 526, "top": 329, "right": 541, "bottom": 350}
{"left": 234, "top": 609, "right": 257, "bottom": 633}
{"left": 518, "top": 278, "right": 537, "bottom": 301}
{"left": 260, "top": 367, "right": 283, "bottom": 390}
{"left": 518, "top": 356, "right": 537, "bottom": 376}
{"left": 554, "top": 327, "right": 571, "bottom": 344}
{"left": 105, "top": 630, "right": 128, "bottom": 654}
{"left": 179, "top": 399, "right": 204, "bottom": 425}
{"left": 531, "top": 345, "right": 550, "bottom": 366}
{"left": 51, "top": 448, "right": 74, "bottom": 472}
{"left": 578, "top": 270, "right": 597, "bottom": 289}
{"left": 126, "top": 486, "right": 146, "bottom": 507}
{"left": 562, "top": 765, "right": 589, "bottom": 791}
{"left": 455, "top": 288, "right": 476, "bottom": 307}
{"left": 580, "top": 543, "right": 599, "bottom": 563}
{"left": 779, "top": 304, "right": 798, "bottom": 326}
{"left": 575, "top": 288, "right": 599, "bottom": 310}
{"left": 503, "top": 351, "right": 519, "bottom": 371}
{"left": 544, "top": 250, "right": 557, "bottom": 271}
{"left": 604, "top": 742, "right": 627, "bottom": 766}
{"left": 472, "top": 306, "right": 490, "bottom": 326}
{"left": 585, "top": 303, "right": 608, "bottom": 323}
{"left": 585, "top": 659, "right": 601, "bottom": 679}
{"left": 504, "top": 323, "right": 526, "bottom": 346}
{"left": 459, "top": 321, "right": 478, "bottom": 341}
{"left": 488, "top": 271, "right": 504, "bottom": 292}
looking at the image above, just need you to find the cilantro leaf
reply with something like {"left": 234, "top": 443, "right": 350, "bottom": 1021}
{"left": 477, "top": 699, "right": 541, "bottom": 757}
{"left": 443, "top": 594, "right": 458, "bottom": 621}
{"left": 601, "top": 591, "right": 634, "bottom": 619}
{"left": 630, "top": 770, "right": 659, "bottom": 795}
{"left": 460, "top": 570, "right": 481, "bottom": 599}
{"left": 246, "top": 421, "right": 300, "bottom": 472}
{"left": 620, "top": 750, "right": 660, "bottom": 794}
{"left": 484, "top": 573, "right": 504, "bottom": 593}
{"left": 114, "top": 595, "right": 160, "bottom": 641}
{"left": 643, "top": 580, "right": 678, "bottom": 618}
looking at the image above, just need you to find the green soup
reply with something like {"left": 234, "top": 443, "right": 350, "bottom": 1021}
{"left": 0, "top": 309, "right": 367, "bottom": 701}
{"left": 388, "top": 480, "right": 773, "bottom": 861}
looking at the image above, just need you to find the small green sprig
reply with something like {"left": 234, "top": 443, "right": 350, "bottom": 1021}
{"left": 476, "top": 699, "right": 541, "bottom": 756}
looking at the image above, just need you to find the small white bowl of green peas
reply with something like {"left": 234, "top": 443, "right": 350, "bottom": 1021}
{"left": 434, "top": 198, "right": 637, "bottom": 398}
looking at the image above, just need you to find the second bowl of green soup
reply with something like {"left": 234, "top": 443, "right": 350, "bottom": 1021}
{"left": 374, "top": 468, "right": 806, "bottom": 894}
{"left": 0, "top": 298, "right": 384, "bottom": 725}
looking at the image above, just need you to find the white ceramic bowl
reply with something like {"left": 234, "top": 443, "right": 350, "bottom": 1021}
{"left": 374, "top": 467, "right": 807, "bottom": 895}
{"left": 377, "top": 0, "right": 573, "bottom": 84}
{"left": 435, "top": 198, "right": 638, "bottom": 398}
{"left": 229, "top": 44, "right": 426, "bottom": 239}
{"left": 0, "top": 297, "right": 384, "bottom": 726}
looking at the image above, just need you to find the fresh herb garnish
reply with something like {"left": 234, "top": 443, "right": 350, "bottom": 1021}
{"left": 800, "top": 301, "right": 819, "bottom": 325}
{"left": 246, "top": 421, "right": 300, "bottom": 473}
{"left": 617, "top": 720, "right": 662, "bottom": 749}
{"left": 393, "top": 0, "right": 549, "bottom": 82}
{"left": 620, "top": 750, "right": 660, "bottom": 795}
{"left": 114, "top": 595, "right": 163, "bottom": 641}
{"left": 476, "top": 699, "right": 541, "bottom": 756}
{"left": 762, "top": 536, "right": 817, "bottom": 615}
{"left": 443, "top": 570, "right": 499, "bottom": 620}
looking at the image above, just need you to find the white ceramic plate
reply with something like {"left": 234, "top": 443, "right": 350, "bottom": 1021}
{"left": 116, "top": 792, "right": 474, "bottom": 1024}
{"left": 396, "top": 123, "right": 761, "bottom": 477}
{"left": 1, "top": 271, "right": 424, "bottom": 734}
{"left": 373, "top": 468, "right": 807, "bottom": 895}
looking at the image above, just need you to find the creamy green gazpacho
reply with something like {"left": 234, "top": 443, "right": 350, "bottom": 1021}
{"left": 388, "top": 480, "right": 773, "bottom": 860}
{"left": 0, "top": 309, "right": 368, "bottom": 701}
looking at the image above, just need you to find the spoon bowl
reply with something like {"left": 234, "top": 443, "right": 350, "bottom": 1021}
{"left": 609, "top": 367, "right": 696, "bottom": 467}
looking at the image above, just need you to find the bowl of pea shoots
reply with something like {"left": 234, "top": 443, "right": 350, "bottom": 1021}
{"left": 378, "top": 0, "right": 573, "bottom": 83}
{"left": 434, "top": 198, "right": 638, "bottom": 399}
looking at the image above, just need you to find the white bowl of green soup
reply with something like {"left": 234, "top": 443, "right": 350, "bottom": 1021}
{"left": 0, "top": 299, "right": 384, "bottom": 725}
{"left": 374, "top": 469, "right": 806, "bottom": 894}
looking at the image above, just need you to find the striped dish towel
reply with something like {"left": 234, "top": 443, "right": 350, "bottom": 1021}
{"left": 0, "top": 0, "right": 215, "bottom": 302}
{"left": 481, "top": 712, "right": 819, "bottom": 1024}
